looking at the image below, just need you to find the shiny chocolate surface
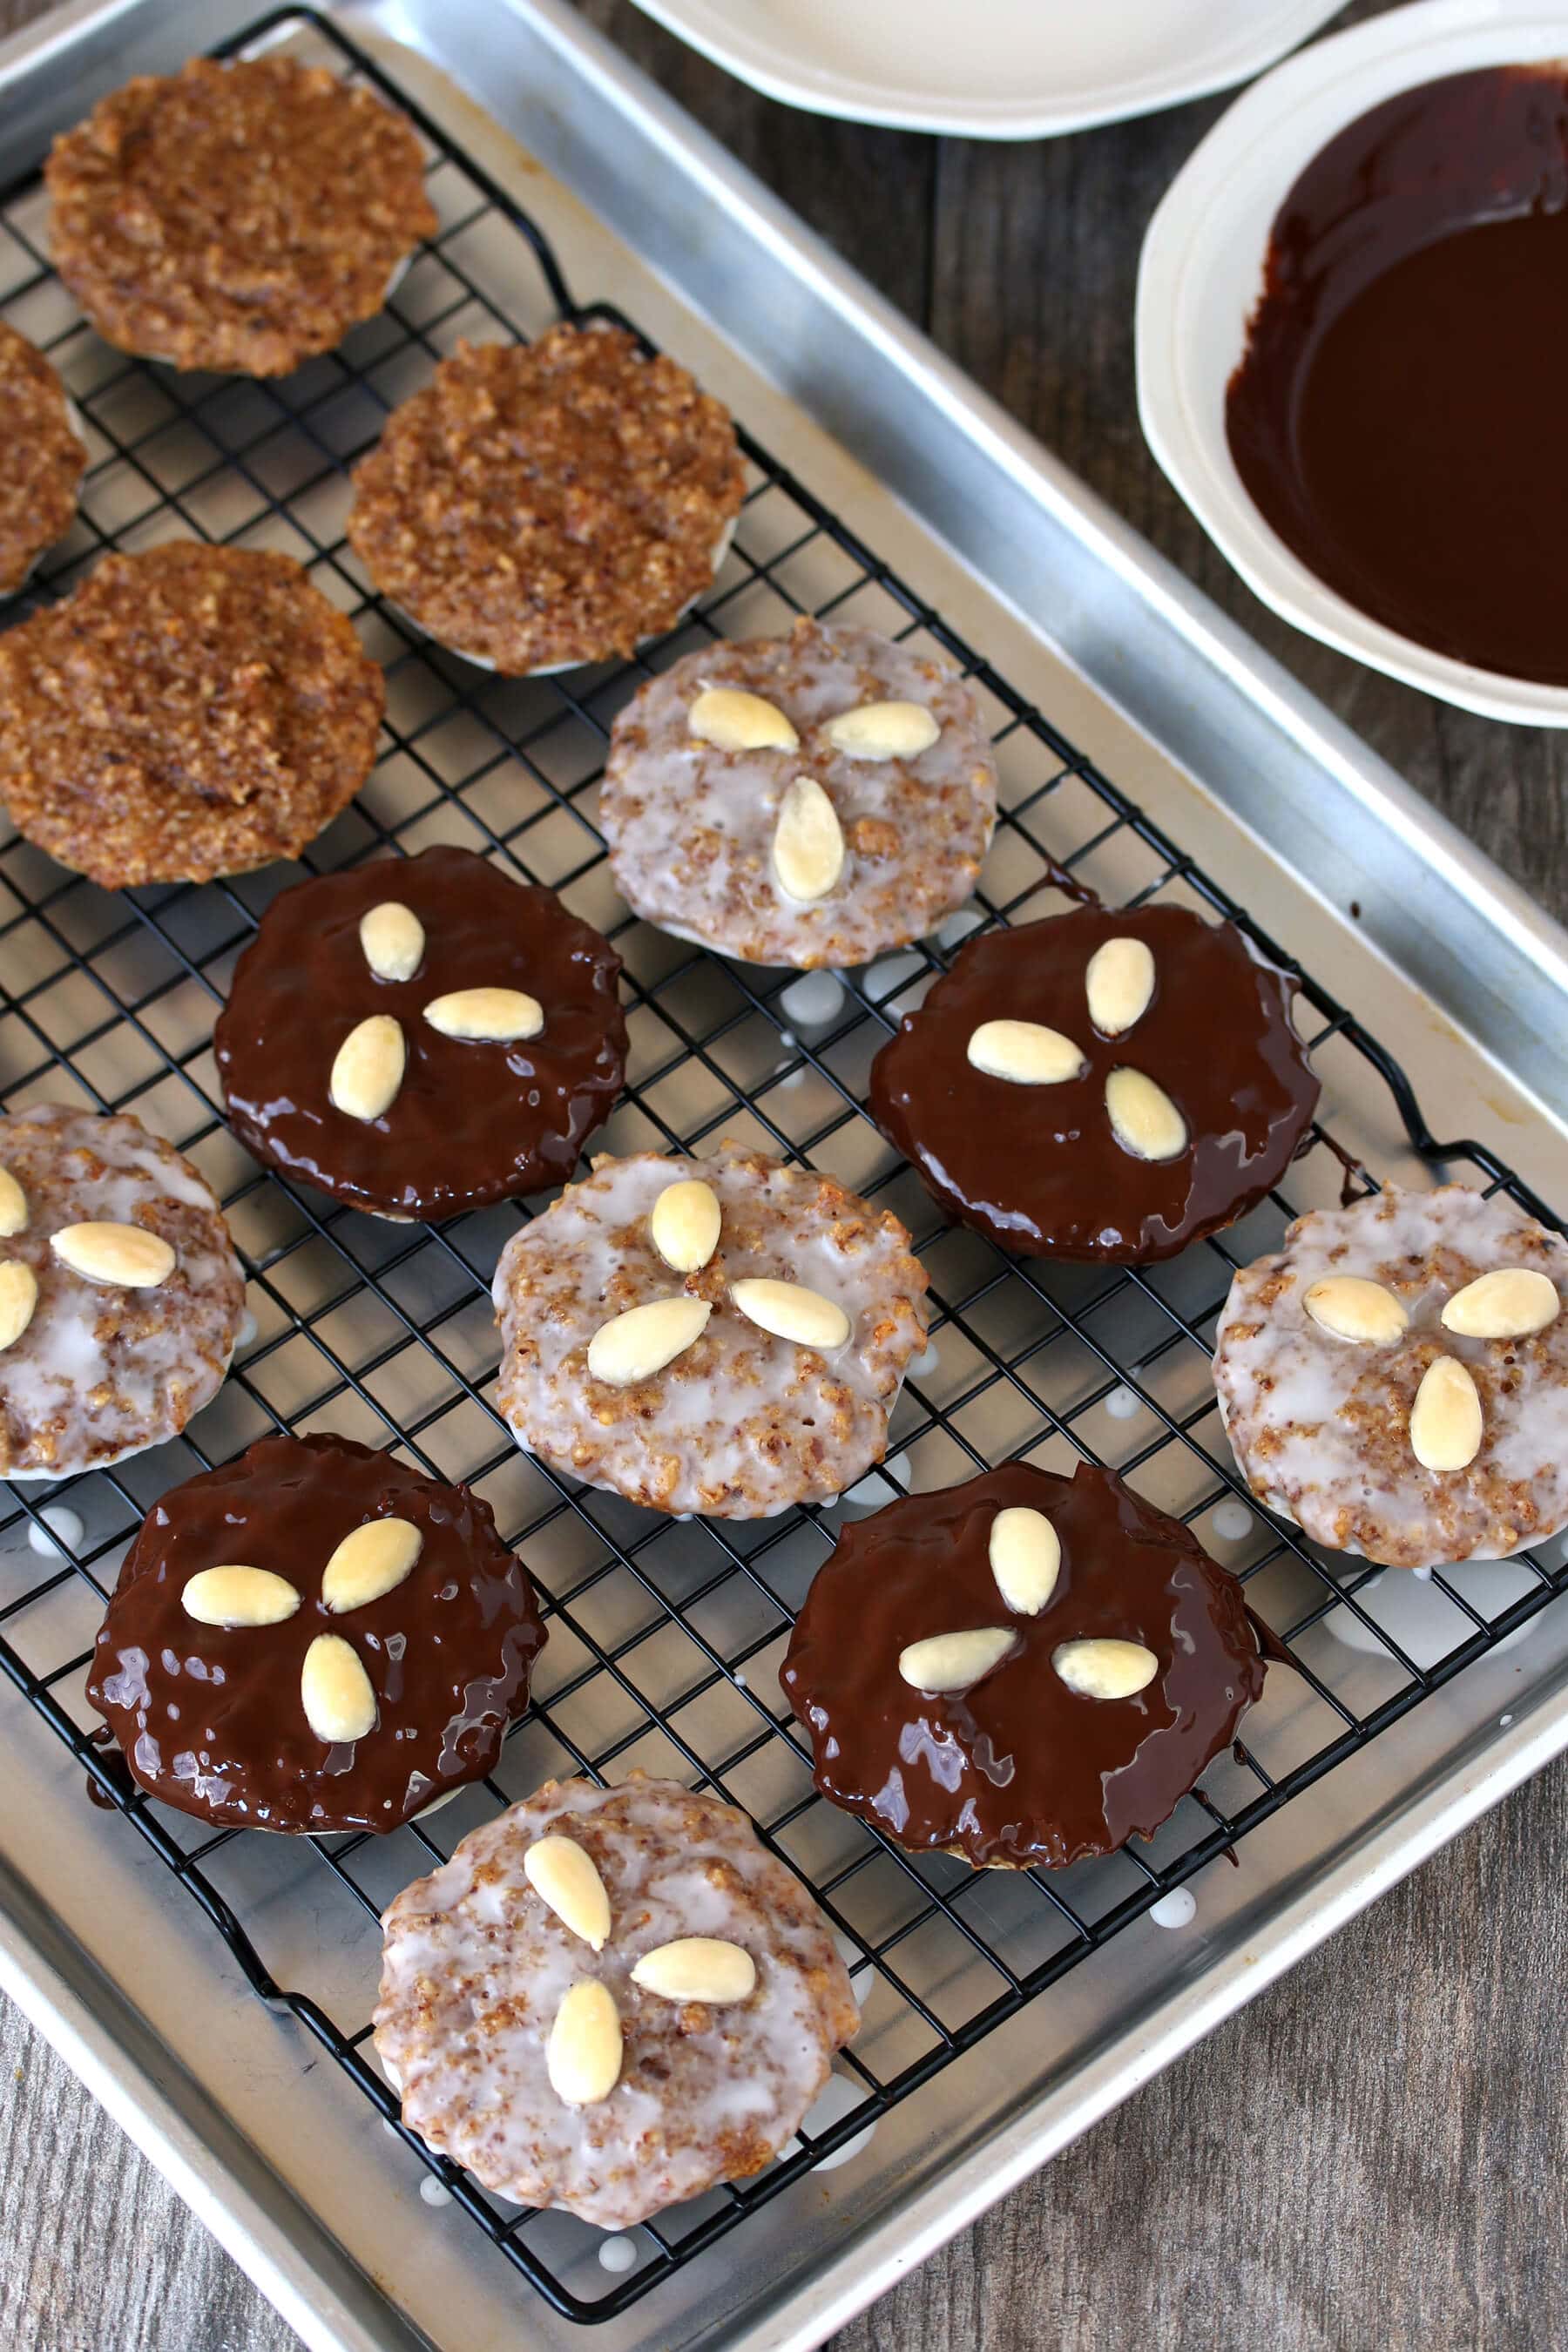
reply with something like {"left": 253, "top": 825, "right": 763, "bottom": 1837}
{"left": 214, "top": 844, "right": 626, "bottom": 1220}
{"left": 781, "top": 1459, "right": 1264, "bottom": 1870}
{"left": 86, "top": 1432, "right": 546, "bottom": 1835}
{"left": 868, "top": 903, "right": 1318, "bottom": 1263}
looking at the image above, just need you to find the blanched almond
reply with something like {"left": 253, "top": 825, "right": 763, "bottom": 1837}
{"left": 1105, "top": 1068, "right": 1187, "bottom": 1161}
{"left": 965, "top": 1019, "right": 1086, "bottom": 1086}
{"left": 898, "top": 1626, "right": 1017, "bottom": 1693}
{"left": 301, "top": 1632, "right": 377, "bottom": 1744}
{"left": 650, "top": 1178, "right": 721, "bottom": 1274}
{"left": 729, "top": 1276, "right": 850, "bottom": 1350}
{"left": 1441, "top": 1267, "right": 1560, "bottom": 1341}
{"left": 0, "top": 1166, "right": 27, "bottom": 1237}
{"left": 359, "top": 900, "right": 425, "bottom": 983}
{"left": 524, "top": 1835, "right": 612, "bottom": 1950}
{"left": 182, "top": 1565, "right": 301, "bottom": 1628}
{"left": 1304, "top": 1276, "right": 1409, "bottom": 1345}
{"left": 547, "top": 1979, "right": 622, "bottom": 2107}
{"left": 51, "top": 1222, "right": 175, "bottom": 1288}
{"left": 773, "top": 776, "right": 844, "bottom": 903}
{"left": 0, "top": 1261, "right": 36, "bottom": 1351}
{"left": 587, "top": 1295, "right": 711, "bottom": 1386}
{"left": 825, "top": 700, "right": 941, "bottom": 761}
{"left": 1409, "top": 1355, "right": 1483, "bottom": 1472}
{"left": 632, "top": 1936, "right": 756, "bottom": 2004}
{"left": 688, "top": 686, "right": 799, "bottom": 753}
{"left": 330, "top": 1015, "right": 405, "bottom": 1122}
{"left": 321, "top": 1517, "right": 422, "bottom": 1613}
{"left": 988, "top": 1506, "right": 1061, "bottom": 1615}
{"left": 1085, "top": 936, "right": 1156, "bottom": 1037}
{"left": 423, "top": 987, "right": 544, "bottom": 1043}
{"left": 1052, "top": 1637, "right": 1159, "bottom": 1700}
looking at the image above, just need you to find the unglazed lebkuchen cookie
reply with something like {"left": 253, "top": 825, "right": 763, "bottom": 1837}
{"left": 374, "top": 1774, "right": 859, "bottom": 2226}
{"left": 0, "top": 321, "right": 84, "bottom": 594}
{"left": 1213, "top": 1185, "right": 1568, "bottom": 1568}
{"left": 491, "top": 1141, "right": 929, "bottom": 1516}
{"left": 45, "top": 56, "right": 436, "bottom": 375}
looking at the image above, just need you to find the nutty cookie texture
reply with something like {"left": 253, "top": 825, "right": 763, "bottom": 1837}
{"left": 347, "top": 325, "right": 746, "bottom": 672}
{"left": 0, "top": 541, "right": 384, "bottom": 887}
{"left": 869, "top": 902, "right": 1320, "bottom": 1263}
{"left": 0, "top": 1102, "right": 243, "bottom": 1479}
{"left": 1213, "top": 1185, "right": 1568, "bottom": 1569}
{"left": 45, "top": 56, "right": 436, "bottom": 375}
{"left": 782, "top": 1460, "right": 1264, "bottom": 1870}
{"left": 599, "top": 620, "right": 998, "bottom": 967}
{"left": 213, "top": 844, "right": 627, "bottom": 1220}
{"left": 374, "top": 1774, "right": 858, "bottom": 2226}
{"left": 0, "top": 321, "right": 85, "bottom": 595}
{"left": 491, "top": 1142, "right": 929, "bottom": 1517}
{"left": 87, "top": 1432, "right": 546, "bottom": 1835}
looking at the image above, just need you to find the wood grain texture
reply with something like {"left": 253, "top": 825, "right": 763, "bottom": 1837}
{"left": 3, "top": 1, "right": 1567, "bottom": 2347}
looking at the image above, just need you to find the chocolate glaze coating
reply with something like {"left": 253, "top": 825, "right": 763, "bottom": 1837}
{"left": 214, "top": 846, "right": 626, "bottom": 1220}
{"left": 868, "top": 904, "right": 1318, "bottom": 1262}
{"left": 1227, "top": 66, "right": 1568, "bottom": 686}
{"left": 781, "top": 1460, "right": 1264, "bottom": 1869}
{"left": 85, "top": 1432, "right": 546, "bottom": 1835}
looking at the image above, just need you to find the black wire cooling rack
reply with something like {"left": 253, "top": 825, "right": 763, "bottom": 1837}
{"left": 0, "top": 5, "right": 1565, "bottom": 2326}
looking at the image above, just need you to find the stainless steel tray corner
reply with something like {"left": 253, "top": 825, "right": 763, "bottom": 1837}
{"left": 0, "top": 6, "right": 1565, "bottom": 2352}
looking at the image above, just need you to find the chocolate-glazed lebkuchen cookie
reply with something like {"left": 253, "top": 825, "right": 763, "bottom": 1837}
{"left": 868, "top": 903, "right": 1320, "bottom": 1263}
{"left": 86, "top": 1432, "right": 546, "bottom": 1835}
{"left": 214, "top": 846, "right": 627, "bottom": 1220}
{"left": 781, "top": 1460, "right": 1265, "bottom": 1870}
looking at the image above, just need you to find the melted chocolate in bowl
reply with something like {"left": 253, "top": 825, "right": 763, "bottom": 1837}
{"left": 85, "top": 1433, "right": 546, "bottom": 1835}
{"left": 1227, "top": 64, "right": 1568, "bottom": 684}
{"left": 781, "top": 1460, "right": 1265, "bottom": 1870}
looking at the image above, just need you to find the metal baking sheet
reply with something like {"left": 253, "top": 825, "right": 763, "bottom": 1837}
{"left": 1, "top": 5, "right": 1566, "bottom": 2351}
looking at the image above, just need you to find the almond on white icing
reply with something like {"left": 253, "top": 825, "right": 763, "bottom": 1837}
{"left": 773, "top": 776, "right": 844, "bottom": 903}
{"left": 631, "top": 1936, "right": 756, "bottom": 2004}
{"left": 1441, "top": 1267, "right": 1559, "bottom": 1340}
{"left": 51, "top": 1222, "right": 176, "bottom": 1288}
{"left": 729, "top": 1277, "right": 850, "bottom": 1350}
{"left": 1303, "top": 1276, "right": 1409, "bottom": 1345}
{"left": 650, "top": 1178, "right": 721, "bottom": 1274}
{"left": 688, "top": 686, "right": 799, "bottom": 753}
{"left": 0, "top": 1166, "right": 28, "bottom": 1237}
{"left": 524, "top": 1835, "right": 612, "bottom": 1951}
{"left": 547, "top": 1979, "right": 623, "bottom": 2107}
{"left": 824, "top": 700, "right": 940, "bottom": 760}
{"left": 0, "top": 1260, "right": 37, "bottom": 1351}
{"left": 1409, "top": 1355, "right": 1483, "bottom": 1472}
{"left": 587, "top": 1296, "right": 711, "bottom": 1387}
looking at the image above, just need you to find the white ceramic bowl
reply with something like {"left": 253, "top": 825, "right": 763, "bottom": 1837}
{"left": 1136, "top": 0, "right": 1568, "bottom": 727}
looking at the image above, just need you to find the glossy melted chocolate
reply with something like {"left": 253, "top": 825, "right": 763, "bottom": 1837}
{"left": 868, "top": 904, "right": 1318, "bottom": 1263}
{"left": 214, "top": 844, "right": 627, "bottom": 1220}
{"left": 1227, "top": 65, "right": 1568, "bottom": 683}
{"left": 781, "top": 1460, "right": 1264, "bottom": 1870}
{"left": 85, "top": 1432, "right": 546, "bottom": 1835}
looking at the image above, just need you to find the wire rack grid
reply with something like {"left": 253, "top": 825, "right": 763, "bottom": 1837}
{"left": 0, "top": 5, "right": 1565, "bottom": 2327}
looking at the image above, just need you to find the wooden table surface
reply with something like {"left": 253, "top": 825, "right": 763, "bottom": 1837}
{"left": 4, "top": 2, "right": 1567, "bottom": 2346}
